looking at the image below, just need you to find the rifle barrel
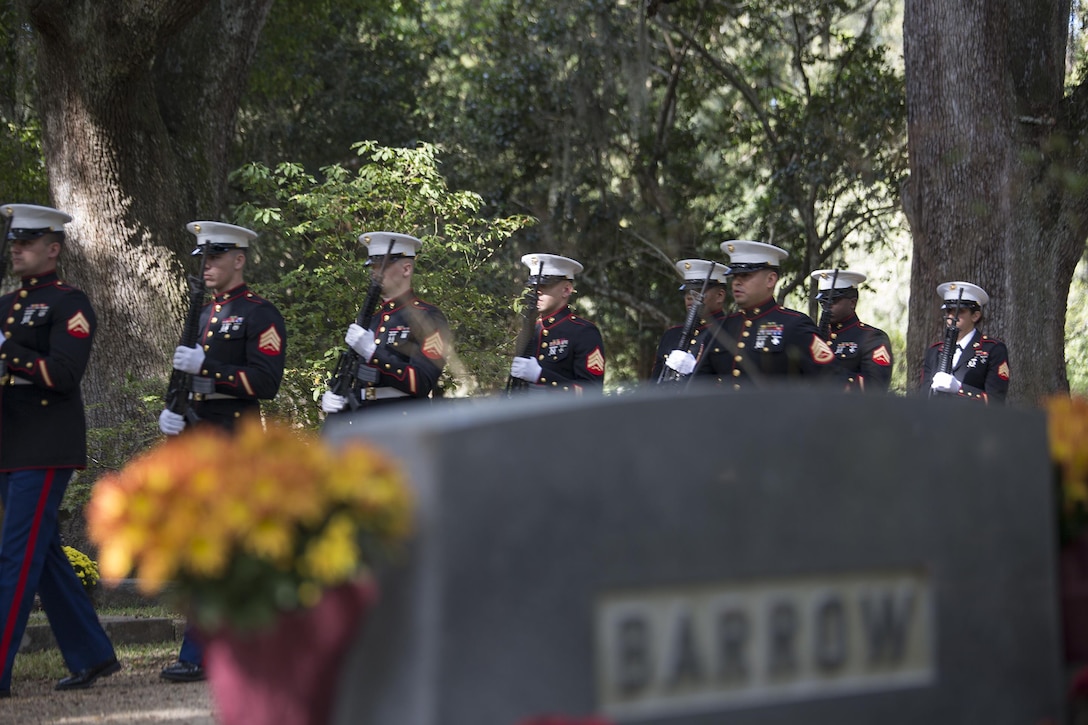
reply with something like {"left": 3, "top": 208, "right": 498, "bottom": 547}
{"left": 658, "top": 265, "right": 715, "bottom": 384}
{"left": 165, "top": 245, "right": 209, "bottom": 421}
{"left": 817, "top": 269, "right": 840, "bottom": 341}
{"left": 506, "top": 262, "right": 544, "bottom": 394}
{"left": 0, "top": 209, "right": 13, "bottom": 283}
{"left": 328, "top": 239, "right": 396, "bottom": 407}
{"left": 936, "top": 288, "right": 965, "bottom": 376}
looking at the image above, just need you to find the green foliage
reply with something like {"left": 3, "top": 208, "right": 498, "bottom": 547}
{"left": 1068, "top": 251, "right": 1088, "bottom": 396}
{"left": 234, "top": 0, "right": 441, "bottom": 171}
{"left": 0, "top": 4, "right": 48, "bottom": 204}
{"left": 422, "top": 0, "right": 909, "bottom": 381}
{"left": 885, "top": 326, "right": 908, "bottom": 396}
{"left": 230, "top": 141, "right": 536, "bottom": 425}
{"left": 690, "top": 19, "right": 909, "bottom": 297}
{"left": 63, "top": 377, "right": 162, "bottom": 523}
{"left": 1068, "top": 0, "right": 1088, "bottom": 89}
{"left": 0, "top": 118, "right": 48, "bottom": 205}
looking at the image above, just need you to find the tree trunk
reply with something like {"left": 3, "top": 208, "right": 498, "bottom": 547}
{"left": 902, "top": 0, "right": 1088, "bottom": 405}
{"left": 23, "top": 0, "right": 273, "bottom": 428}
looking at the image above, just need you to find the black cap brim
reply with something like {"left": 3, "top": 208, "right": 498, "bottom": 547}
{"left": 816, "top": 288, "right": 858, "bottom": 302}
{"left": 941, "top": 300, "right": 980, "bottom": 311}
{"left": 191, "top": 244, "right": 242, "bottom": 256}
{"left": 680, "top": 280, "right": 725, "bottom": 291}
{"left": 8, "top": 227, "right": 56, "bottom": 241}
{"left": 527, "top": 275, "right": 569, "bottom": 285}
{"left": 365, "top": 253, "right": 408, "bottom": 266}
{"left": 727, "top": 262, "right": 775, "bottom": 272}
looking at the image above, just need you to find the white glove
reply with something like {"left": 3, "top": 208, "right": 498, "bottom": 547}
{"left": 665, "top": 349, "right": 697, "bottom": 376}
{"left": 172, "top": 345, "right": 205, "bottom": 375}
{"left": 931, "top": 371, "right": 962, "bottom": 394}
{"left": 159, "top": 409, "right": 186, "bottom": 436}
{"left": 321, "top": 390, "right": 348, "bottom": 413}
{"left": 510, "top": 356, "right": 543, "bottom": 383}
{"left": 345, "top": 324, "right": 377, "bottom": 359}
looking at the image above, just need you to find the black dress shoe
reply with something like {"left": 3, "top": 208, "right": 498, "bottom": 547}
{"left": 160, "top": 660, "right": 205, "bottom": 683}
{"left": 55, "top": 658, "right": 121, "bottom": 690}
{"left": 0, "top": 689, "right": 10, "bottom": 698}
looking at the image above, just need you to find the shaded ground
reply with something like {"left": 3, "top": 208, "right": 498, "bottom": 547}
{"left": 2, "top": 657, "right": 214, "bottom": 725}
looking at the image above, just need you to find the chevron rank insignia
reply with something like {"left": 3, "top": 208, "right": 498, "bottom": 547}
{"left": 872, "top": 344, "right": 892, "bottom": 366}
{"left": 998, "top": 361, "right": 1010, "bottom": 381}
{"left": 586, "top": 347, "right": 605, "bottom": 376}
{"left": 67, "top": 311, "right": 91, "bottom": 338}
{"left": 422, "top": 331, "right": 445, "bottom": 360}
{"left": 811, "top": 337, "right": 834, "bottom": 364}
{"left": 258, "top": 325, "right": 282, "bottom": 355}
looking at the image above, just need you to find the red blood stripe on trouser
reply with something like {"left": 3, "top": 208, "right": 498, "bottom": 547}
{"left": 0, "top": 468, "right": 55, "bottom": 670}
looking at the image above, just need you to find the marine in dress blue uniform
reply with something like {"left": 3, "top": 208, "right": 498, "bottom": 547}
{"left": 158, "top": 221, "right": 287, "bottom": 682}
{"left": 810, "top": 269, "right": 894, "bottom": 393}
{"left": 0, "top": 204, "right": 119, "bottom": 696}
{"left": 651, "top": 258, "right": 733, "bottom": 383}
{"left": 921, "top": 281, "right": 1010, "bottom": 404}
{"left": 719, "top": 240, "right": 836, "bottom": 389}
{"left": 321, "top": 232, "right": 450, "bottom": 415}
{"left": 509, "top": 253, "right": 605, "bottom": 393}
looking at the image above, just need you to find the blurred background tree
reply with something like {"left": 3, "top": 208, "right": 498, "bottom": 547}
{"left": 1, "top": 0, "right": 1086, "bottom": 417}
{"left": 0, "top": 2, "right": 47, "bottom": 204}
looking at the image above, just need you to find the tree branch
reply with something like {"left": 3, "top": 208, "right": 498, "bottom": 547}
{"left": 655, "top": 15, "right": 778, "bottom": 147}
{"left": 581, "top": 272, "right": 674, "bottom": 328}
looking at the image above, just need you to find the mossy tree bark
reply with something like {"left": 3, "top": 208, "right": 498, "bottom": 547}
{"left": 21, "top": 0, "right": 273, "bottom": 427}
{"left": 902, "top": 0, "right": 1088, "bottom": 404}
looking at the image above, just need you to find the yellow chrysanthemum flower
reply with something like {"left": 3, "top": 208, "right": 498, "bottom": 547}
{"left": 1047, "top": 396, "right": 1088, "bottom": 521}
{"left": 245, "top": 517, "right": 294, "bottom": 562}
{"left": 219, "top": 498, "right": 256, "bottom": 536}
{"left": 184, "top": 533, "right": 230, "bottom": 578}
{"left": 86, "top": 415, "right": 412, "bottom": 631}
{"left": 300, "top": 514, "right": 360, "bottom": 585}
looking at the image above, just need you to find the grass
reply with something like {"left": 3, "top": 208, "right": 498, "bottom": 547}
{"left": 12, "top": 641, "right": 178, "bottom": 682}
{"left": 18, "top": 601, "right": 183, "bottom": 681}
{"left": 27, "top": 603, "right": 180, "bottom": 624}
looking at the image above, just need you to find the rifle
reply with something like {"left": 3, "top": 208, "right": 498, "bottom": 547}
{"left": 816, "top": 269, "right": 839, "bottom": 341}
{"left": 165, "top": 243, "right": 210, "bottom": 424}
{"left": 505, "top": 261, "right": 544, "bottom": 394}
{"left": 328, "top": 240, "right": 396, "bottom": 410}
{"left": 0, "top": 208, "right": 10, "bottom": 379}
{"left": 936, "top": 287, "right": 965, "bottom": 377}
{"left": 0, "top": 206, "right": 13, "bottom": 284}
{"left": 658, "top": 264, "right": 715, "bottom": 384}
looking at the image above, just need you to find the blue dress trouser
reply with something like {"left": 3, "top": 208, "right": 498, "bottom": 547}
{"left": 177, "top": 626, "right": 203, "bottom": 665}
{"left": 0, "top": 469, "right": 116, "bottom": 691}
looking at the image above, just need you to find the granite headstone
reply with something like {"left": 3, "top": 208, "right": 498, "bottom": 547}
{"left": 325, "top": 387, "right": 1064, "bottom": 725}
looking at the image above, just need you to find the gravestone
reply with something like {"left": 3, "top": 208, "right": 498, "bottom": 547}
{"left": 324, "top": 387, "right": 1064, "bottom": 725}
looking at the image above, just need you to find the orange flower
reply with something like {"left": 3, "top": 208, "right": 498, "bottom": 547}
{"left": 136, "top": 548, "right": 179, "bottom": 595}
{"left": 97, "top": 540, "right": 134, "bottom": 582}
{"left": 1046, "top": 396, "right": 1088, "bottom": 524}
{"left": 87, "top": 415, "right": 412, "bottom": 631}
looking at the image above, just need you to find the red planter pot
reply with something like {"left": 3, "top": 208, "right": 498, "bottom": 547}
{"left": 203, "top": 578, "right": 377, "bottom": 725}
